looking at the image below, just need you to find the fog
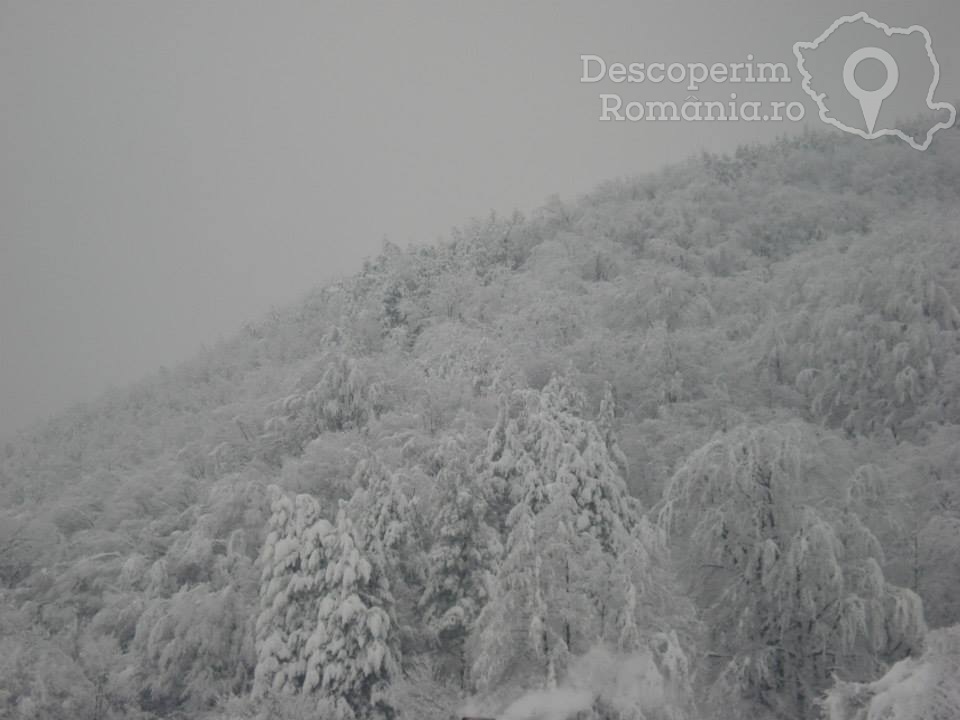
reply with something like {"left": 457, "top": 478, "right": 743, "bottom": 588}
{"left": 2, "top": 0, "right": 958, "bottom": 438}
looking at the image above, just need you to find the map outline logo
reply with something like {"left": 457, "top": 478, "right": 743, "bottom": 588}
{"left": 793, "top": 11, "right": 956, "bottom": 151}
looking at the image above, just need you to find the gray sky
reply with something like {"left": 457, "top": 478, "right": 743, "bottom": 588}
{"left": 2, "top": 0, "right": 958, "bottom": 438}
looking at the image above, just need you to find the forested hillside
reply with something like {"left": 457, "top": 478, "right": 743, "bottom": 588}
{"left": 2, "top": 126, "right": 960, "bottom": 720}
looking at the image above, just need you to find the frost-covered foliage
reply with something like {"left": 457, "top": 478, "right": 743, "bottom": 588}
{"left": 312, "top": 354, "right": 385, "bottom": 433}
{"left": 822, "top": 624, "right": 960, "bottom": 720}
{"left": 346, "top": 454, "right": 415, "bottom": 575}
{"left": 133, "top": 583, "right": 254, "bottom": 712}
{"left": 344, "top": 452, "right": 427, "bottom": 663}
{"left": 472, "top": 376, "right": 693, "bottom": 704}
{"left": 767, "top": 216, "right": 960, "bottom": 440}
{"left": 302, "top": 508, "right": 400, "bottom": 720}
{"left": 253, "top": 486, "right": 399, "bottom": 719}
{"left": 258, "top": 353, "right": 384, "bottom": 464}
{"left": 253, "top": 487, "right": 332, "bottom": 696}
{"left": 660, "top": 424, "right": 926, "bottom": 719}
{"left": 482, "top": 376, "right": 641, "bottom": 550}
{"left": 916, "top": 515, "right": 960, "bottom": 628}
{"left": 414, "top": 322, "right": 523, "bottom": 399}
{"left": 475, "top": 641, "right": 694, "bottom": 720}
{"left": 4, "top": 128, "right": 960, "bottom": 719}
{"left": 419, "top": 433, "right": 500, "bottom": 686}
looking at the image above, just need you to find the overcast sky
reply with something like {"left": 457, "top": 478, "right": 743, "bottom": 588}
{"left": 1, "top": 0, "right": 958, "bottom": 439}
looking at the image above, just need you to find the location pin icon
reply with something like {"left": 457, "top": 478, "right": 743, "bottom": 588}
{"left": 843, "top": 47, "right": 899, "bottom": 134}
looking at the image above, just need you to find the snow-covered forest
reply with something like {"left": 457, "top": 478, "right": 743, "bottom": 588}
{"left": 2, "top": 126, "right": 960, "bottom": 720}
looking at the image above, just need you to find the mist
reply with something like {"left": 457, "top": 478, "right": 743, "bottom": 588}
{"left": 2, "top": 0, "right": 959, "bottom": 437}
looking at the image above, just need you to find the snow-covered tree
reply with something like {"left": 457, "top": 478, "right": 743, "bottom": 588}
{"left": 597, "top": 381, "right": 629, "bottom": 481}
{"left": 471, "top": 499, "right": 542, "bottom": 693}
{"left": 310, "top": 354, "right": 384, "bottom": 433}
{"left": 484, "top": 376, "right": 640, "bottom": 552}
{"left": 473, "top": 376, "right": 689, "bottom": 696}
{"left": 257, "top": 354, "right": 384, "bottom": 465}
{"left": 345, "top": 452, "right": 426, "bottom": 661}
{"left": 253, "top": 487, "right": 332, "bottom": 697}
{"left": 133, "top": 583, "right": 254, "bottom": 712}
{"left": 347, "top": 454, "right": 414, "bottom": 575}
{"left": 538, "top": 488, "right": 613, "bottom": 656}
{"left": 473, "top": 379, "right": 589, "bottom": 692}
{"left": 419, "top": 434, "right": 500, "bottom": 688}
{"left": 302, "top": 508, "right": 400, "bottom": 720}
{"left": 822, "top": 624, "right": 960, "bottom": 720}
{"left": 917, "top": 515, "right": 960, "bottom": 628}
{"left": 660, "top": 424, "right": 925, "bottom": 720}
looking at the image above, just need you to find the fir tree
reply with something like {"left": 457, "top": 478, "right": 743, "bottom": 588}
{"left": 253, "top": 487, "right": 332, "bottom": 697}
{"left": 473, "top": 376, "right": 690, "bottom": 696}
{"left": 303, "top": 507, "right": 400, "bottom": 720}
{"left": 346, "top": 453, "right": 424, "bottom": 659}
{"left": 419, "top": 434, "right": 500, "bottom": 689}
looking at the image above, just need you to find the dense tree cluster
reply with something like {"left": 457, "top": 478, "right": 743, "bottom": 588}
{"left": 2, "top": 126, "right": 960, "bottom": 719}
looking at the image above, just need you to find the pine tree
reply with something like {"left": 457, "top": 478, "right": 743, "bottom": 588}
{"left": 472, "top": 376, "right": 688, "bottom": 696}
{"left": 597, "top": 381, "right": 629, "bottom": 481}
{"left": 419, "top": 434, "right": 500, "bottom": 689}
{"left": 346, "top": 453, "right": 424, "bottom": 660}
{"left": 347, "top": 454, "right": 414, "bottom": 577}
{"left": 253, "top": 486, "right": 332, "bottom": 697}
{"left": 538, "top": 488, "right": 608, "bottom": 656}
{"left": 302, "top": 507, "right": 400, "bottom": 720}
{"left": 484, "top": 376, "right": 640, "bottom": 551}
{"left": 472, "top": 499, "right": 550, "bottom": 693}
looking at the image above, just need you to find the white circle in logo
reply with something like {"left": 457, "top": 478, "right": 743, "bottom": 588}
{"left": 842, "top": 46, "right": 899, "bottom": 134}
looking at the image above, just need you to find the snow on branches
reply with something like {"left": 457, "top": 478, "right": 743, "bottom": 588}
{"left": 472, "top": 376, "right": 692, "bottom": 707}
{"left": 253, "top": 486, "right": 399, "bottom": 719}
{"left": 660, "top": 424, "right": 926, "bottom": 720}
